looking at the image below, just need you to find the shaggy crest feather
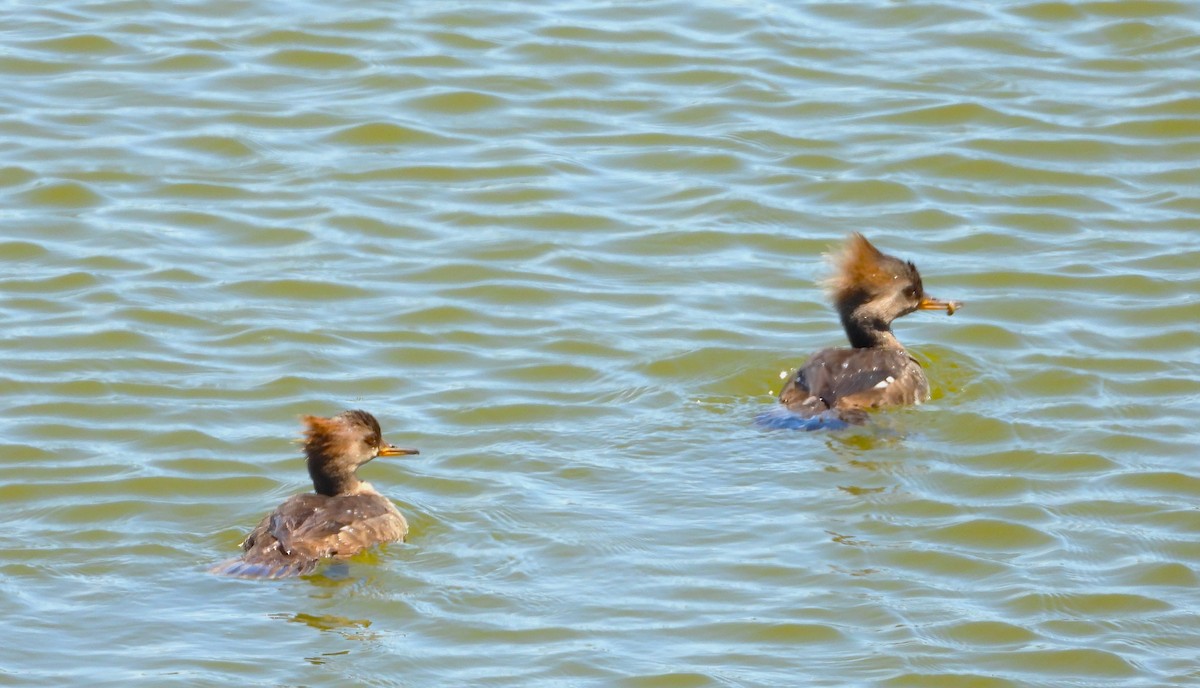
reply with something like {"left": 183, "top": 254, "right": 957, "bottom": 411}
{"left": 821, "top": 232, "right": 921, "bottom": 305}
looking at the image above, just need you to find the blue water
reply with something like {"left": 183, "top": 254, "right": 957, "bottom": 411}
{"left": 2, "top": 1, "right": 1199, "bottom": 686}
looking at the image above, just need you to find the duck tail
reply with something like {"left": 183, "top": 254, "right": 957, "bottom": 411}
{"left": 209, "top": 555, "right": 318, "bottom": 580}
{"left": 755, "top": 406, "right": 868, "bottom": 431}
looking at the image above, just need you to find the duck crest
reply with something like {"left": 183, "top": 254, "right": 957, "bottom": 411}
{"left": 301, "top": 411, "right": 381, "bottom": 469}
{"left": 822, "top": 232, "right": 917, "bottom": 303}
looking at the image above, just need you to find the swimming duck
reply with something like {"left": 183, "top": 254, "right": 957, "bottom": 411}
{"left": 777, "top": 233, "right": 961, "bottom": 425}
{"left": 211, "top": 409, "right": 418, "bottom": 579}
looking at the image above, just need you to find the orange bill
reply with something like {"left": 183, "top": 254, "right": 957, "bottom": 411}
{"left": 378, "top": 444, "right": 420, "bottom": 456}
{"left": 918, "top": 295, "right": 962, "bottom": 316}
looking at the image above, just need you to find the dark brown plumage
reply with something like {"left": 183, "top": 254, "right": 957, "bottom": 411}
{"left": 211, "top": 410, "right": 418, "bottom": 579}
{"left": 778, "top": 233, "right": 961, "bottom": 424}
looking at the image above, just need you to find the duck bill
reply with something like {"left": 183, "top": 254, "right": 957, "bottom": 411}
{"left": 378, "top": 444, "right": 420, "bottom": 457}
{"left": 918, "top": 295, "right": 962, "bottom": 316}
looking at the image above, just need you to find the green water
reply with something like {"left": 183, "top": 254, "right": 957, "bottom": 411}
{"left": 2, "top": 1, "right": 1199, "bottom": 686}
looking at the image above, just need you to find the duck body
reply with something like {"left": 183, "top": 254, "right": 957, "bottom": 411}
{"left": 772, "top": 233, "right": 960, "bottom": 427}
{"left": 212, "top": 409, "right": 418, "bottom": 579}
{"left": 216, "top": 487, "right": 408, "bottom": 579}
{"left": 779, "top": 346, "right": 928, "bottom": 418}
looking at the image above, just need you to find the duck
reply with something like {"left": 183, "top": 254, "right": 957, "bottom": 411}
{"left": 776, "top": 233, "right": 961, "bottom": 426}
{"left": 211, "top": 409, "right": 418, "bottom": 579}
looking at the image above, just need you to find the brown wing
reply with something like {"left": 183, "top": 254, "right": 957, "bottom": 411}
{"left": 836, "top": 352, "right": 929, "bottom": 408}
{"left": 281, "top": 493, "right": 408, "bottom": 562}
{"left": 780, "top": 347, "right": 928, "bottom": 414}
{"left": 211, "top": 493, "right": 408, "bottom": 579}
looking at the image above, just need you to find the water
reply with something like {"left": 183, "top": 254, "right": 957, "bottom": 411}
{"left": 2, "top": 1, "right": 1199, "bottom": 685}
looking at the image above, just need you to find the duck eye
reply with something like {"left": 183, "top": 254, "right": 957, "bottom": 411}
{"left": 903, "top": 286, "right": 917, "bottom": 299}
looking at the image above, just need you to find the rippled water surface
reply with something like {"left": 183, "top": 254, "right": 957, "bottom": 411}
{"left": 3, "top": 1, "right": 1199, "bottom": 685}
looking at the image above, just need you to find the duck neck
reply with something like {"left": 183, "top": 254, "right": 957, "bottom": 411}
{"left": 306, "top": 453, "right": 361, "bottom": 497}
{"left": 840, "top": 309, "right": 903, "bottom": 350}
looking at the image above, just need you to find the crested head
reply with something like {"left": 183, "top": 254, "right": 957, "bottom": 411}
{"left": 301, "top": 409, "right": 418, "bottom": 496}
{"left": 823, "top": 233, "right": 922, "bottom": 306}
{"left": 302, "top": 409, "right": 384, "bottom": 466}
{"left": 822, "top": 233, "right": 960, "bottom": 348}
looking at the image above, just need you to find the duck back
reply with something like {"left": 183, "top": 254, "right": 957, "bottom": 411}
{"left": 779, "top": 347, "right": 929, "bottom": 418}
{"left": 211, "top": 492, "right": 408, "bottom": 579}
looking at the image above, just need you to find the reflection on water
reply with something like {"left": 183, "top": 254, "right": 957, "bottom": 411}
{"left": 279, "top": 612, "right": 375, "bottom": 639}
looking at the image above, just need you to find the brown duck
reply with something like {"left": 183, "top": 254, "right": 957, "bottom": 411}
{"left": 211, "top": 409, "right": 418, "bottom": 579}
{"left": 776, "top": 233, "right": 961, "bottom": 426}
